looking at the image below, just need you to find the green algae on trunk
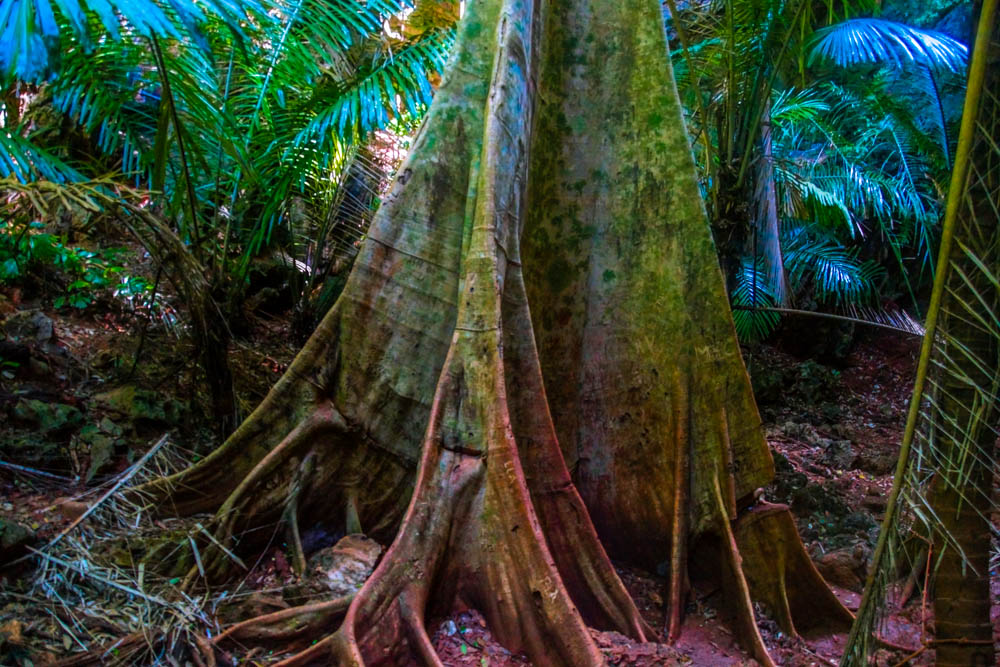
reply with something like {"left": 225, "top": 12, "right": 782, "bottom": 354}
{"left": 139, "top": 0, "right": 852, "bottom": 664}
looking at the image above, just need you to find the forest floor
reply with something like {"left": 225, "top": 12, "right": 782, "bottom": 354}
{"left": 1, "top": 288, "right": 997, "bottom": 665}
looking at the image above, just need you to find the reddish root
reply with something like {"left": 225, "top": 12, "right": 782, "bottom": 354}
{"left": 213, "top": 596, "right": 353, "bottom": 646}
{"left": 399, "top": 586, "right": 442, "bottom": 667}
{"left": 192, "top": 635, "right": 216, "bottom": 667}
{"left": 272, "top": 320, "right": 614, "bottom": 667}
{"left": 276, "top": 635, "right": 344, "bottom": 667}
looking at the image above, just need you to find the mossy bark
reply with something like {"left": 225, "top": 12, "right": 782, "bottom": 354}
{"left": 140, "top": 0, "right": 850, "bottom": 663}
{"left": 521, "top": 0, "right": 850, "bottom": 657}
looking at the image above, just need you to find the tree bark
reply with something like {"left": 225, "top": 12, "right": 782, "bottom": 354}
{"left": 137, "top": 0, "right": 851, "bottom": 663}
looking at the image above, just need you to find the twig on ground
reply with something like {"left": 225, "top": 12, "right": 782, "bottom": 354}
{"left": 42, "top": 434, "right": 170, "bottom": 552}
{"left": 0, "top": 459, "right": 75, "bottom": 482}
{"left": 26, "top": 546, "right": 188, "bottom": 617}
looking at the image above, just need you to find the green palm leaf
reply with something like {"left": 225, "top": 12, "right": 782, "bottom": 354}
{"left": 0, "top": 128, "right": 82, "bottom": 182}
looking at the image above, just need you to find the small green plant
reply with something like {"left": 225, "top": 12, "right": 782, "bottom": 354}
{"left": 0, "top": 220, "right": 135, "bottom": 310}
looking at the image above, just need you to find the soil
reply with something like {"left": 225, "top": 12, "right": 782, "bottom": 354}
{"left": 2, "top": 284, "right": 997, "bottom": 665}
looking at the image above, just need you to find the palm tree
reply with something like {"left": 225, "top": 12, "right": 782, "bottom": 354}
{"left": 843, "top": 1, "right": 999, "bottom": 663}
{"left": 666, "top": 0, "right": 967, "bottom": 341}
{"left": 1, "top": 0, "right": 457, "bottom": 429}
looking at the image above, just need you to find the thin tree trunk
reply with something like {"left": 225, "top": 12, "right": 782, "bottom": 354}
{"left": 753, "top": 99, "right": 788, "bottom": 304}
{"left": 930, "top": 3, "right": 1000, "bottom": 664}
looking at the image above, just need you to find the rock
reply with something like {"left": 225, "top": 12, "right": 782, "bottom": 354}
{"left": 793, "top": 360, "right": 842, "bottom": 403}
{"left": 2, "top": 309, "right": 53, "bottom": 344}
{"left": 0, "top": 518, "right": 35, "bottom": 562}
{"left": 93, "top": 386, "right": 182, "bottom": 428}
{"left": 840, "top": 511, "right": 876, "bottom": 534}
{"left": 12, "top": 399, "right": 82, "bottom": 433}
{"left": 748, "top": 363, "right": 790, "bottom": 406}
{"left": 300, "top": 534, "right": 382, "bottom": 598}
{"left": 821, "top": 439, "right": 856, "bottom": 470}
{"left": 790, "top": 481, "right": 851, "bottom": 516}
{"left": 813, "top": 543, "right": 870, "bottom": 591}
{"left": 819, "top": 401, "right": 842, "bottom": 423}
{"left": 856, "top": 449, "right": 896, "bottom": 475}
{"left": 862, "top": 492, "right": 888, "bottom": 512}
{"left": 74, "top": 420, "right": 124, "bottom": 482}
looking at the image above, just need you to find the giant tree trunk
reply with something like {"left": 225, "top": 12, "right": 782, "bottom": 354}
{"left": 138, "top": 0, "right": 850, "bottom": 664}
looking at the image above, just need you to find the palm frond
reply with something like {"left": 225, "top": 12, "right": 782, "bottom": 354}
{"left": 731, "top": 259, "right": 781, "bottom": 342}
{"left": 769, "top": 87, "right": 830, "bottom": 125}
{"left": 290, "top": 28, "right": 454, "bottom": 150}
{"left": 783, "top": 227, "right": 884, "bottom": 304}
{"left": 843, "top": 3, "right": 1000, "bottom": 662}
{"left": 810, "top": 18, "right": 969, "bottom": 73}
{"left": 0, "top": 128, "right": 82, "bottom": 182}
{"left": 0, "top": 0, "right": 264, "bottom": 83}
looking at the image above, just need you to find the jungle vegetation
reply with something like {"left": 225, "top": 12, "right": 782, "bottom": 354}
{"left": 0, "top": 0, "right": 997, "bottom": 665}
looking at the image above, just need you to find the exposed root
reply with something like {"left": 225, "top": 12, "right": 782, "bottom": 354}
{"left": 399, "top": 586, "right": 442, "bottom": 667}
{"left": 193, "top": 635, "right": 216, "bottom": 667}
{"left": 180, "top": 406, "right": 343, "bottom": 585}
{"left": 734, "top": 502, "right": 854, "bottom": 636}
{"left": 278, "top": 634, "right": 343, "bottom": 667}
{"left": 320, "top": 426, "right": 606, "bottom": 666}
{"left": 284, "top": 451, "right": 317, "bottom": 575}
{"left": 711, "top": 476, "right": 775, "bottom": 667}
{"left": 667, "top": 371, "right": 691, "bottom": 642}
{"left": 213, "top": 596, "right": 353, "bottom": 646}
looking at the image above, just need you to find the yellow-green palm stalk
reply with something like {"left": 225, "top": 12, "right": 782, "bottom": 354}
{"left": 842, "top": 1, "right": 1000, "bottom": 664}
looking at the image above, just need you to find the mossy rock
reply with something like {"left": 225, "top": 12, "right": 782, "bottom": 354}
{"left": 748, "top": 363, "right": 791, "bottom": 406}
{"left": 74, "top": 418, "right": 125, "bottom": 482}
{"left": 93, "top": 386, "right": 183, "bottom": 428}
{"left": 790, "top": 481, "right": 851, "bottom": 516}
{"left": 12, "top": 399, "right": 82, "bottom": 433}
{"left": 2, "top": 310, "right": 54, "bottom": 344}
{"left": 792, "top": 360, "right": 841, "bottom": 404}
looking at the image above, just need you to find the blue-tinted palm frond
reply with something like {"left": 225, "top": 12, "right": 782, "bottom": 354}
{"left": 0, "top": 129, "right": 83, "bottom": 182}
{"left": 810, "top": 18, "right": 968, "bottom": 73}
{"left": 783, "top": 228, "right": 884, "bottom": 304}
{"left": 0, "top": 0, "right": 265, "bottom": 82}
{"left": 731, "top": 259, "right": 781, "bottom": 342}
